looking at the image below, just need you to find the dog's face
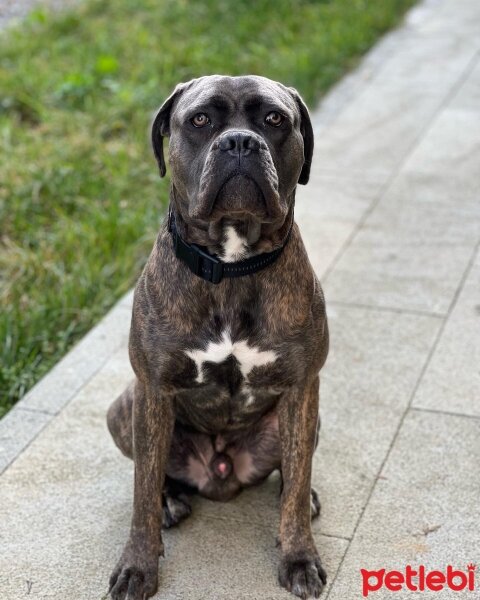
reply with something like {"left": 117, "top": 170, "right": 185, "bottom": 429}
{"left": 152, "top": 75, "right": 313, "bottom": 229}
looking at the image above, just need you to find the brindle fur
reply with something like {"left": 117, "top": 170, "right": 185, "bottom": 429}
{"left": 107, "top": 75, "right": 329, "bottom": 600}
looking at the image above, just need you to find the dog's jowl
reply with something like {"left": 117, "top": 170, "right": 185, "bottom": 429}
{"left": 107, "top": 75, "right": 329, "bottom": 600}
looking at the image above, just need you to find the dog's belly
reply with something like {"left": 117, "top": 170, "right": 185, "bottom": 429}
{"left": 174, "top": 382, "right": 281, "bottom": 433}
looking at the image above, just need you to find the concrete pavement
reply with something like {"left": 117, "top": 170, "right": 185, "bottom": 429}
{"left": 1, "top": 0, "right": 479, "bottom": 598}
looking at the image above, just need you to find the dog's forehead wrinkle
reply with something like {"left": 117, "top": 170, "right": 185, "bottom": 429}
{"left": 179, "top": 88, "right": 236, "bottom": 112}
{"left": 175, "top": 75, "right": 296, "bottom": 118}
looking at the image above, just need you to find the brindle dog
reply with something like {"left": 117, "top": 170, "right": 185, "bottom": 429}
{"left": 107, "top": 75, "right": 329, "bottom": 600}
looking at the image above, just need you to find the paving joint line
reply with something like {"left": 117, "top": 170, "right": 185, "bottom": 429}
{"left": 443, "top": 48, "right": 480, "bottom": 106}
{"left": 199, "top": 513, "right": 352, "bottom": 542}
{"left": 316, "top": 532, "right": 352, "bottom": 543}
{"left": 328, "top": 300, "right": 444, "bottom": 319}
{"left": 17, "top": 405, "right": 56, "bottom": 416}
{"left": 411, "top": 406, "right": 480, "bottom": 422}
{"left": 0, "top": 418, "right": 50, "bottom": 477}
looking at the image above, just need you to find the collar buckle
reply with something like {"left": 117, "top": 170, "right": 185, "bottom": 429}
{"left": 173, "top": 230, "right": 224, "bottom": 284}
{"left": 190, "top": 244, "right": 223, "bottom": 284}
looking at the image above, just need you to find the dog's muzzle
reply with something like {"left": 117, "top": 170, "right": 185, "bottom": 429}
{"left": 190, "top": 130, "right": 282, "bottom": 221}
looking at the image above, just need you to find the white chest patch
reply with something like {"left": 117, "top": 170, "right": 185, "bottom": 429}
{"left": 185, "top": 330, "right": 277, "bottom": 383}
{"left": 222, "top": 226, "right": 248, "bottom": 262}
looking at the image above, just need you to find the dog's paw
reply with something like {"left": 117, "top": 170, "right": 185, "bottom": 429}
{"left": 310, "top": 488, "right": 321, "bottom": 521}
{"left": 109, "top": 547, "right": 158, "bottom": 600}
{"left": 279, "top": 551, "right": 327, "bottom": 599}
{"left": 163, "top": 492, "right": 192, "bottom": 529}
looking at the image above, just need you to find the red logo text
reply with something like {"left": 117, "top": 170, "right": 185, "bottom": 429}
{"left": 361, "top": 564, "right": 476, "bottom": 596}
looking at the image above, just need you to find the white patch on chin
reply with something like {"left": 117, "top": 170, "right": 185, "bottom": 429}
{"left": 185, "top": 330, "right": 277, "bottom": 383}
{"left": 222, "top": 225, "right": 248, "bottom": 262}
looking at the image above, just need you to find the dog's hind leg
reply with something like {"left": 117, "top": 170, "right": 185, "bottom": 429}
{"left": 107, "top": 380, "right": 135, "bottom": 459}
{"left": 106, "top": 382, "right": 194, "bottom": 528}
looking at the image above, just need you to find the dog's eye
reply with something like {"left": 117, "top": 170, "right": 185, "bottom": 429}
{"left": 191, "top": 113, "right": 210, "bottom": 128}
{"left": 265, "top": 111, "right": 284, "bottom": 127}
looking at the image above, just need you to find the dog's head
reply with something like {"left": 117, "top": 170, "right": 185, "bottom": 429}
{"left": 152, "top": 75, "right": 313, "bottom": 232}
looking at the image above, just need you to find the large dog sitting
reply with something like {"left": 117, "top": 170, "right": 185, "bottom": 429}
{"left": 107, "top": 75, "right": 329, "bottom": 600}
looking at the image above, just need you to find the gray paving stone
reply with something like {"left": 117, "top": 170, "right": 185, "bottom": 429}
{"left": 0, "top": 407, "right": 50, "bottom": 474}
{"left": 18, "top": 293, "right": 131, "bottom": 415}
{"left": 313, "top": 8, "right": 479, "bottom": 180}
{"left": 402, "top": 107, "right": 480, "bottom": 183}
{"left": 310, "top": 24, "right": 412, "bottom": 136}
{"left": 295, "top": 171, "right": 384, "bottom": 278}
{"left": 327, "top": 410, "right": 480, "bottom": 600}
{"left": 311, "top": 306, "right": 439, "bottom": 541}
{"left": 309, "top": 0, "right": 476, "bottom": 141}
{"left": 313, "top": 79, "right": 444, "bottom": 178}
{"left": 413, "top": 248, "right": 480, "bottom": 417}
{"left": 410, "top": 0, "right": 480, "bottom": 37}
{"left": 153, "top": 519, "right": 347, "bottom": 600}
{"left": 189, "top": 305, "right": 441, "bottom": 540}
{"left": 324, "top": 170, "right": 480, "bottom": 314}
{"left": 373, "top": 31, "right": 478, "bottom": 91}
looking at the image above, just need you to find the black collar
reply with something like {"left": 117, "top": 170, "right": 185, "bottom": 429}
{"left": 168, "top": 208, "right": 292, "bottom": 284}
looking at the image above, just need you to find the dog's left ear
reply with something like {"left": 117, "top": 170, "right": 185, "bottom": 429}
{"left": 151, "top": 82, "right": 188, "bottom": 177}
{"left": 289, "top": 88, "right": 314, "bottom": 185}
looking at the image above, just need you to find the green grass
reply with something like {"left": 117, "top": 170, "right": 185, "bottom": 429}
{"left": 0, "top": 0, "right": 416, "bottom": 415}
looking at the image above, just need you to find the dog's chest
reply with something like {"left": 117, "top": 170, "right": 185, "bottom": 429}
{"left": 174, "top": 328, "right": 288, "bottom": 432}
{"left": 185, "top": 330, "right": 277, "bottom": 388}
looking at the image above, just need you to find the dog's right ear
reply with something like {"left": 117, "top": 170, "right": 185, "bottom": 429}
{"left": 151, "top": 82, "right": 187, "bottom": 177}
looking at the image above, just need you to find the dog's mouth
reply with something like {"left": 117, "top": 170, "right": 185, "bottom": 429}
{"left": 211, "top": 173, "right": 267, "bottom": 220}
{"left": 190, "top": 147, "right": 284, "bottom": 222}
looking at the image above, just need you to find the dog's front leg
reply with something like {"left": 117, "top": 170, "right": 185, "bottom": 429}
{"left": 109, "top": 380, "right": 175, "bottom": 600}
{"left": 277, "top": 376, "right": 327, "bottom": 599}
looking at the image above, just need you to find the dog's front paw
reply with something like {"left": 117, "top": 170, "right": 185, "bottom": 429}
{"left": 109, "top": 544, "right": 159, "bottom": 600}
{"left": 279, "top": 551, "right": 327, "bottom": 599}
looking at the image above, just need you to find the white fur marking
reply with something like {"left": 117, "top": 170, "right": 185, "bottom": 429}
{"left": 233, "top": 450, "right": 257, "bottom": 484}
{"left": 244, "top": 391, "right": 255, "bottom": 406}
{"left": 233, "top": 340, "right": 277, "bottom": 379}
{"left": 185, "top": 330, "right": 277, "bottom": 383}
{"left": 222, "top": 226, "right": 248, "bottom": 262}
{"left": 186, "top": 456, "right": 210, "bottom": 490}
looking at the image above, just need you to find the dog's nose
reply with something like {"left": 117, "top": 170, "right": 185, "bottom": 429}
{"left": 218, "top": 132, "right": 260, "bottom": 156}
